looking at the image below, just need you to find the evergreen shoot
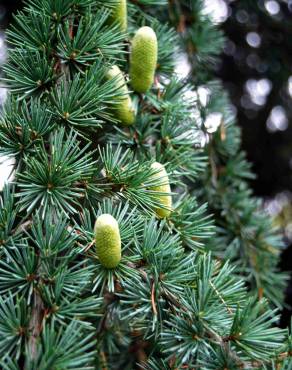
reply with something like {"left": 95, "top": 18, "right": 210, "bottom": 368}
{"left": 0, "top": 0, "right": 291, "bottom": 369}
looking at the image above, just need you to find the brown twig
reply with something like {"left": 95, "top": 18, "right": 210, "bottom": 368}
{"left": 209, "top": 279, "right": 233, "bottom": 315}
{"left": 85, "top": 239, "right": 95, "bottom": 252}
{"left": 26, "top": 288, "right": 44, "bottom": 364}
{"left": 151, "top": 280, "right": 158, "bottom": 316}
{"left": 100, "top": 351, "right": 109, "bottom": 370}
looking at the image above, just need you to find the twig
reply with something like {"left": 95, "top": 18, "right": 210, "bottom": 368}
{"left": 209, "top": 279, "right": 233, "bottom": 315}
{"left": 151, "top": 280, "right": 158, "bottom": 316}
{"left": 100, "top": 351, "right": 109, "bottom": 370}
{"left": 25, "top": 288, "right": 44, "bottom": 366}
{"left": 85, "top": 239, "right": 95, "bottom": 252}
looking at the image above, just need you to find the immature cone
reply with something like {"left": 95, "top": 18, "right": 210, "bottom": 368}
{"left": 94, "top": 214, "right": 121, "bottom": 269}
{"left": 150, "top": 162, "right": 172, "bottom": 218}
{"left": 109, "top": 0, "right": 128, "bottom": 33}
{"left": 106, "top": 65, "right": 135, "bottom": 125}
{"left": 129, "top": 26, "right": 158, "bottom": 93}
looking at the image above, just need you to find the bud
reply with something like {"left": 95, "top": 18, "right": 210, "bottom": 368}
{"left": 94, "top": 214, "right": 121, "bottom": 268}
{"left": 107, "top": 65, "right": 135, "bottom": 125}
{"left": 150, "top": 162, "right": 172, "bottom": 218}
{"left": 129, "top": 26, "right": 158, "bottom": 93}
{"left": 109, "top": 0, "right": 128, "bottom": 33}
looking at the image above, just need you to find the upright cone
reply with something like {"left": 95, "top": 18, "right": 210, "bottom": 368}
{"left": 149, "top": 162, "right": 172, "bottom": 218}
{"left": 106, "top": 65, "right": 135, "bottom": 125}
{"left": 109, "top": 0, "right": 128, "bottom": 33}
{"left": 129, "top": 26, "right": 158, "bottom": 93}
{"left": 94, "top": 214, "right": 122, "bottom": 269}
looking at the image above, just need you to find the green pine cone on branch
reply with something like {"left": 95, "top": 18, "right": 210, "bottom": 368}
{"left": 0, "top": 0, "right": 291, "bottom": 369}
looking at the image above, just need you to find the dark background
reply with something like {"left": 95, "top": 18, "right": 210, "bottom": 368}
{"left": 0, "top": 0, "right": 20, "bottom": 28}
{"left": 1, "top": 0, "right": 292, "bottom": 324}
{"left": 215, "top": 0, "right": 292, "bottom": 326}
{"left": 218, "top": 0, "right": 292, "bottom": 198}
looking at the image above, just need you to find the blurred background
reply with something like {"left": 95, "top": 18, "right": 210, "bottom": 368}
{"left": 210, "top": 0, "right": 292, "bottom": 326}
{"left": 0, "top": 0, "right": 291, "bottom": 323}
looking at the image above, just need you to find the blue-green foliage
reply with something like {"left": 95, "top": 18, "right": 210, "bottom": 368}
{"left": 0, "top": 0, "right": 289, "bottom": 369}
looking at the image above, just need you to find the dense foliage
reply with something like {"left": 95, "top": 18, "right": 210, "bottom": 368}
{"left": 0, "top": 0, "right": 291, "bottom": 368}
